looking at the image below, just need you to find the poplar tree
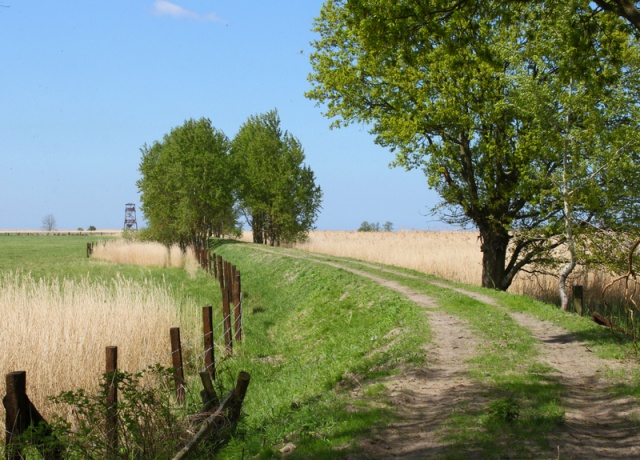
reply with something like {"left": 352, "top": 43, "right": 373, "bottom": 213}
{"left": 232, "top": 110, "right": 322, "bottom": 246}
{"left": 138, "top": 118, "right": 238, "bottom": 247}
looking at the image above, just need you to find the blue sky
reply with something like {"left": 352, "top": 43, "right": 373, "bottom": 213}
{"left": 0, "top": 1, "right": 443, "bottom": 231}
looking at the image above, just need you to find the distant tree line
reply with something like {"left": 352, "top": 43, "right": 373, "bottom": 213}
{"left": 137, "top": 110, "right": 322, "bottom": 247}
{"left": 358, "top": 221, "right": 393, "bottom": 232}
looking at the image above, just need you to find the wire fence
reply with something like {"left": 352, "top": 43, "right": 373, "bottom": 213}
{"left": 3, "top": 248, "right": 248, "bottom": 459}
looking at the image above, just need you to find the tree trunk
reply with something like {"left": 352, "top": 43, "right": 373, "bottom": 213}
{"left": 479, "top": 227, "right": 511, "bottom": 290}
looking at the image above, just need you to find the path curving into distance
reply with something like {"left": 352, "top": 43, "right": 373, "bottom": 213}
{"left": 253, "top": 246, "right": 640, "bottom": 458}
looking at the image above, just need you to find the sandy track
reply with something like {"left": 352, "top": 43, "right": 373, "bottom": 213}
{"left": 256, "top": 247, "right": 640, "bottom": 458}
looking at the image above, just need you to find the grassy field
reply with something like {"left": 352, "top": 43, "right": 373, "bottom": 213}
{"left": 1, "top": 234, "right": 638, "bottom": 458}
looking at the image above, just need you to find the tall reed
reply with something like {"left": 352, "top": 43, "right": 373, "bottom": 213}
{"left": 92, "top": 240, "right": 199, "bottom": 273}
{"left": 0, "top": 271, "right": 199, "bottom": 432}
{"left": 292, "top": 230, "right": 629, "bottom": 311}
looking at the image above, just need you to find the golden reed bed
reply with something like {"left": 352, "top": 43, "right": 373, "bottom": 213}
{"left": 242, "top": 230, "right": 617, "bottom": 307}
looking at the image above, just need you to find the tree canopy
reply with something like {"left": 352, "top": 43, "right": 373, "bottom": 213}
{"left": 307, "top": 0, "right": 640, "bottom": 290}
{"left": 231, "top": 110, "right": 323, "bottom": 246}
{"left": 137, "top": 118, "right": 238, "bottom": 247}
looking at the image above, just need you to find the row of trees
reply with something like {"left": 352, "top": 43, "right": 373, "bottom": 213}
{"left": 137, "top": 110, "right": 322, "bottom": 247}
{"left": 358, "top": 221, "right": 393, "bottom": 232}
{"left": 308, "top": 0, "right": 640, "bottom": 306}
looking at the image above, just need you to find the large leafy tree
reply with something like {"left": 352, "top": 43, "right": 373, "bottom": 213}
{"left": 138, "top": 118, "right": 238, "bottom": 247}
{"left": 231, "top": 110, "right": 322, "bottom": 246}
{"left": 307, "top": 0, "right": 640, "bottom": 290}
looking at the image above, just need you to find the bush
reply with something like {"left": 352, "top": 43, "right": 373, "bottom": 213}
{"left": 88, "top": 226, "right": 97, "bottom": 231}
{"left": 45, "top": 365, "right": 190, "bottom": 459}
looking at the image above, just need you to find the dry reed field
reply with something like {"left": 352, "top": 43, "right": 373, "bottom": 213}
{"left": 295, "top": 230, "right": 484, "bottom": 285}
{"left": 289, "top": 230, "right": 623, "bottom": 308}
{"left": 93, "top": 240, "right": 200, "bottom": 276}
{"left": 0, "top": 270, "right": 199, "bottom": 432}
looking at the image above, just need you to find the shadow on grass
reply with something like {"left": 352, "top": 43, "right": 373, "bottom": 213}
{"left": 209, "top": 238, "right": 244, "bottom": 251}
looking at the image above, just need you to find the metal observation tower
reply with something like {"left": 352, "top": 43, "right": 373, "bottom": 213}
{"left": 124, "top": 203, "right": 138, "bottom": 230}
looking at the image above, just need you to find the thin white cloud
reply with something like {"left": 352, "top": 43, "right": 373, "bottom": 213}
{"left": 152, "top": 0, "right": 224, "bottom": 23}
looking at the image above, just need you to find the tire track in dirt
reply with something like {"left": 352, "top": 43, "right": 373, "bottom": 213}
{"left": 323, "top": 256, "right": 640, "bottom": 458}
{"left": 259, "top": 248, "right": 640, "bottom": 457}
{"left": 254, "top": 247, "right": 485, "bottom": 457}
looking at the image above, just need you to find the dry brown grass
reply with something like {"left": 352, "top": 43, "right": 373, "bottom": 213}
{"left": 0, "top": 271, "right": 199, "bottom": 432}
{"left": 93, "top": 240, "right": 199, "bottom": 274}
{"left": 295, "top": 230, "right": 483, "bottom": 285}
{"left": 288, "top": 230, "right": 624, "bottom": 309}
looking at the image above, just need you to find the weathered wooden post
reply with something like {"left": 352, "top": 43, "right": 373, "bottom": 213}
{"left": 4, "top": 371, "right": 29, "bottom": 460}
{"left": 4, "top": 372, "right": 60, "bottom": 460}
{"left": 203, "top": 306, "right": 216, "bottom": 380}
{"left": 233, "top": 270, "right": 242, "bottom": 343}
{"left": 228, "top": 371, "right": 251, "bottom": 422}
{"left": 573, "top": 285, "right": 584, "bottom": 316}
{"left": 170, "top": 327, "right": 186, "bottom": 404}
{"left": 216, "top": 256, "right": 224, "bottom": 289}
{"left": 222, "top": 288, "right": 233, "bottom": 351}
{"left": 212, "top": 252, "right": 217, "bottom": 279}
{"left": 105, "top": 346, "right": 118, "bottom": 454}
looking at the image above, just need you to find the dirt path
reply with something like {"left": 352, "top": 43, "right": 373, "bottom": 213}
{"left": 257, "top": 248, "right": 640, "bottom": 458}
{"left": 318, "top": 263, "right": 484, "bottom": 458}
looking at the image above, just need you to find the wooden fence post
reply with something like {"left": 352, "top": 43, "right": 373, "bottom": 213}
{"left": 203, "top": 306, "right": 216, "bottom": 380}
{"left": 105, "top": 346, "right": 118, "bottom": 455}
{"left": 217, "top": 256, "right": 224, "bottom": 290}
{"left": 4, "top": 371, "right": 61, "bottom": 460}
{"left": 222, "top": 288, "right": 233, "bottom": 351}
{"left": 573, "top": 285, "right": 584, "bottom": 315}
{"left": 233, "top": 270, "right": 242, "bottom": 343}
{"left": 170, "top": 327, "right": 186, "bottom": 404}
{"left": 4, "top": 371, "right": 29, "bottom": 460}
{"left": 228, "top": 371, "right": 251, "bottom": 423}
{"left": 212, "top": 253, "right": 217, "bottom": 279}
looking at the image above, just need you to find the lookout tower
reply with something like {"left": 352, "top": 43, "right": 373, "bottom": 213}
{"left": 124, "top": 203, "right": 138, "bottom": 230}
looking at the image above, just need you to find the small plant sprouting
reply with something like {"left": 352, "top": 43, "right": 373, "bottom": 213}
{"left": 487, "top": 396, "right": 520, "bottom": 424}
{"left": 48, "top": 364, "right": 190, "bottom": 459}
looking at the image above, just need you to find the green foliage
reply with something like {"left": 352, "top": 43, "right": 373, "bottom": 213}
{"left": 358, "top": 221, "right": 394, "bottom": 232}
{"left": 487, "top": 397, "right": 520, "bottom": 424}
{"left": 137, "top": 118, "right": 239, "bottom": 247}
{"left": 357, "top": 221, "right": 378, "bottom": 232}
{"left": 87, "top": 226, "right": 96, "bottom": 231}
{"left": 231, "top": 109, "right": 322, "bottom": 246}
{"left": 307, "top": 0, "right": 640, "bottom": 290}
{"left": 48, "top": 365, "right": 188, "bottom": 459}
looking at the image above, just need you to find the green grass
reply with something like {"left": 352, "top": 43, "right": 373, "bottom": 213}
{"left": 4, "top": 235, "right": 639, "bottom": 458}
{"left": 257, "top": 248, "right": 640, "bottom": 458}
{"left": 208, "top": 241, "right": 430, "bottom": 458}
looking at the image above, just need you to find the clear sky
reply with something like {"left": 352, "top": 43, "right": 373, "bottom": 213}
{"left": 0, "top": 1, "right": 445, "bottom": 231}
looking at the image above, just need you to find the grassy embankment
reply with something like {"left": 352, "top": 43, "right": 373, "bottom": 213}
{"left": 2, "top": 235, "right": 639, "bottom": 458}
{"left": 218, "top": 243, "right": 640, "bottom": 458}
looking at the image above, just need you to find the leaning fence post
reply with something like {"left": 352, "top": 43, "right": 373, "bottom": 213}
{"left": 170, "top": 327, "right": 186, "bottom": 404}
{"left": 228, "top": 371, "right": 251, "bottom": 423}
{"left": 203, "top": 306, "right": 216, "bottom": 380}
{"left": 4, "top": 371, "right": 29, "bottom": 460}
{"left": 105, "top": 346, "right": 118, "bottom": 454}
{"left": 573, "top": 285, "right": 584, "bottom": 315}
{"left": 233, "top": 270, "right": 242, "bottom": 343}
